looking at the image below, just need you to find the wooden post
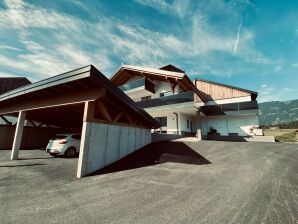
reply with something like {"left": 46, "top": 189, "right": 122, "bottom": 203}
{"left": 11, "top": 111, "right": 26, "bottom": 160}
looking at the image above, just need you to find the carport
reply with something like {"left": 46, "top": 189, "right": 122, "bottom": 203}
{"left": 0, "top": 65, "right": 159, "bottom": 178}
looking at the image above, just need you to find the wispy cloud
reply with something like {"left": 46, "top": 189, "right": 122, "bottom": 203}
{"left": 0, "top": 0, "right": 287, "bottom": 96}
{"left": 258, "top": 84, "right": 296, "bottom": 102}
{"left": 0, "top": 44, "right": 25, "bottom": 51}
{"left": 233, "top": 21, "right": 243, "bottom": 55}
{"left": 0, "top": 0, "right": 262, "bottom": 81}
{"left": 133, "top": 0, "right": 191, "bottom": 18}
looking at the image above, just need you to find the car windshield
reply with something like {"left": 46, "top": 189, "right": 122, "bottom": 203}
{"left": 52, "top": 135, "right": 67, "bottom": 140}
{"left": 72, "top": 135, "right": 81, "bottom": 140}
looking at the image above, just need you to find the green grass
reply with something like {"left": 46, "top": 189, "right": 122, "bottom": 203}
{"left": 275, "top": 132, "right": 297, "bottom": 142}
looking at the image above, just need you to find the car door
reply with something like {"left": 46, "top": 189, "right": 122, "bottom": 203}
{"left": 71, "top": 134, "right": 81, "bottom": 152}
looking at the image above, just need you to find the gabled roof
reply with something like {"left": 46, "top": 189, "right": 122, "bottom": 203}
{"left": 0, "top": 65, "right": 159, "bottom": 128}
{"left": 0, "top": 77, "right": 31, "bottom": 94}
{"left": 159, "top": 64, "right": 185, "bottom": 73}
{"left": 111, "top": 64, "right": 207, "bottom": 102}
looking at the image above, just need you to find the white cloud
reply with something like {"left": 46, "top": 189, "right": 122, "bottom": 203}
{"left": 291, "top": 63, "right": 298, "bottom": 68}
{"left": 133, "top": 0, "right": 191, "bottom": 18}
{"left": 233, "top": 21, "right": 242, "bottom": 55}
{"left": 0, "top": 44, "right": 25, "bottom": 51}
{"left": 0, "top": 0, "right": 79, "bottom": 29}
{"left": 0, "top": 0, "right": 265, "bottom": 81}
{"left": 275, "top": 66, "right": 282, "bottom": 71}
{"left": 258, "top": 84, "right": 296, "bottom": 102}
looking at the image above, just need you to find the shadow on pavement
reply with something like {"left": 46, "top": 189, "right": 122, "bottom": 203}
{"left": 19, "top": 157, "right": 54, "bottom": 160}
{"left": 90, "top": 141, "right": 211, "bottom": 176}
{"left": 0, "top": 163, "right": 45, "bottom": 167}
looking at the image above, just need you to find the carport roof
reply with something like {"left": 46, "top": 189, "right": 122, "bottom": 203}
{"left": 0, "top": 65, "right": 160, "bottom": 129}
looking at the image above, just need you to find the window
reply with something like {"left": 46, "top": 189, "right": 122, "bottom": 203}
{"left": 155, "top": 117, "right": 167, "bottom": 126}
{"left": 52, "top": 135, "right": 66, "bottom": 140}
{"left": 160, "top": 91, "right": 172, "bottom": 97}
{"left": 187, "top": 119, "right": 190, "bottom": 128}
{"left": 141, "top": 95, "right": 151, "bottom": 101}
{"left": 72, "top": 134, "right": 81, "bottom": 140}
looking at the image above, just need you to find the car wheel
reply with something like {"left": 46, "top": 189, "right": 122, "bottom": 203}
{"left": 65, "top": 147, "right": 76, "bottom": 158}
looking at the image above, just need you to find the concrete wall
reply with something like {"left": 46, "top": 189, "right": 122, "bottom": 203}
{"left": 0, "top": 125, "right": 61, "bottom": 149}
{"left": 77, "top": 122, "right": 151, "bottom": 177}
{"left": 179, "top": 113, "right": 196, "bottom": 134}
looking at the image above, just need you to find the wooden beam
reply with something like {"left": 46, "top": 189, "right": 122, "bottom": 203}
{"left": 95, "top": 100, "right": 112, "bottom": 122}
{"left": 176, "top": 80, "right": 189, "bottom": 91}
{"left": 113, "top": 112, "right": 123, "bottom": 122}
{"left": 75, "top": 80, "right": 89, "bottom": 88}
{"left": 123, "top": 112, "right": 133, "bottom": 124}
{"left": 0, "top": 88, "right": 105, "bottom": 115}
{"left": 0, "top": 115, "right": 12, "bottom": 125}
{"left": 38, "top": 122, "right": 44, "bottom": 127}
{"left": 83, "top": 101, "right": 95, "bottom": 122}
{"left": 28, "top": 119, "right": 37, "bottom": 127}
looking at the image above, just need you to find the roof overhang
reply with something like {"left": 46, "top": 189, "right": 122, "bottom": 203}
{"left": 111, "top": 65, "right": 207, "bottom": 102}
{"left": 0, "top": 65, "right": 160, "bottom": 129}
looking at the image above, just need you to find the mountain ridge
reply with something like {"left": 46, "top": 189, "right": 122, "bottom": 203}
{"left": 258, "top": 99, "right": 298, "bottom": 126}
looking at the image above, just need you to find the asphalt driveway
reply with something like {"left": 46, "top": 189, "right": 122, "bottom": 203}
{"left": 0, "top": 141, "right": 297, "bottom": 224}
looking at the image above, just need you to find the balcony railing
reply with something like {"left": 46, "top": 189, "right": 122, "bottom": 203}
{"left": 136, "top": 91, "right": 194, "bottom": 109}
{"left": 119, "top": 78, "right": 155, "bottom": 93}
{"left": 200, "top": 101, "right": 258, "bottom": 116}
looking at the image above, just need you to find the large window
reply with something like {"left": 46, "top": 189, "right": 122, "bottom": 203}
{"left": 160, "top": 91, "right": 172, "bottom": 97}
{"left": 155, "top": 116, "right": 167, "bottom": 126}
{"left": 141, "top": 95, "right": 151, "bottom": 101}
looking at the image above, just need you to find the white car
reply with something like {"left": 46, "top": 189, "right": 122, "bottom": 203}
{"left": 46, "top": 134, "right": 81, "bottom": 157}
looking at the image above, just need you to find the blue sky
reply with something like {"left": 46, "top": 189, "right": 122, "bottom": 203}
{"left": 0, "top": 0, "right": 297, "bottom": 102}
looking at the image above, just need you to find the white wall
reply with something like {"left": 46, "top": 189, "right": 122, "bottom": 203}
{"left": 166, "top": 113, "right": 178, "bottom": 134}
{"left": 200, "top": 115, "right": 259, "bottom": 136}
{"left": 179, "top": 113, "right": 196, "bottom": 134}
{"left": 152, "top": 81, "right": 180, "bottom": 99}
{"left": 77, "top": 123, "right": 151, "bottom": 178}
{"left": 126, "top": 78, "right": 181, "bottom": 102}
{"left": 206, "top": 96, "right": 252, "bottom": 105}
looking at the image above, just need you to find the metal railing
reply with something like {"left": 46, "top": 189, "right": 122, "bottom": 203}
{"left": 136, "top": 91, "right": 194, "bottom": 108}
{"left": 200, "top": 101, "right": 258, "bottom": 116}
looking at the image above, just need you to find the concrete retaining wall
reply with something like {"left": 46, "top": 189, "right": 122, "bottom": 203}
{"left": 0, "top": 125, "right": 61, "bottom": 149}
{"left": 77, "top": 122, "right": 151, "bottom": 177}
{"left": 151, "top": 133, "right": 182, "bottom": 142}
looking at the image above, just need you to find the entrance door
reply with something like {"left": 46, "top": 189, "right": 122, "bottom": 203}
{"left": 217, "top": 120, "right": 228, "bottom": 136}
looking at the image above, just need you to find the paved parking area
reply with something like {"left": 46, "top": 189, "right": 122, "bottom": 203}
{"left": 0, "top": 141, "right": 297, "bottom": 224}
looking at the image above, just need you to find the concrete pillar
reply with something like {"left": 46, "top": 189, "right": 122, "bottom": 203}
{"left": 77, "top": 121, "right": 91, "bottom": 178}
{"left": 197, "top": 129, "right": 202, "bottom": 141}
{"left": 11, "top": 111, "right": 26, "bottom": 160}
{"left": 77, "top": 101, "right": 94, "bottom": 178}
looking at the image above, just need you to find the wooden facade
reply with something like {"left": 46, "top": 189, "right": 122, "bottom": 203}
{"left": 193, "top": 79, "right": 257, "bottom": 102}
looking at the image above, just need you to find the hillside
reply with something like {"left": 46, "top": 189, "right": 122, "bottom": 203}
{"left": 258, "top": 99, "right": 298, "bottom": 126}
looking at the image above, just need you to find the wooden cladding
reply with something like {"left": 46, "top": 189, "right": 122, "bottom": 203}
{"left": 194, "top": 80, "right": 251, "bottom": 102}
